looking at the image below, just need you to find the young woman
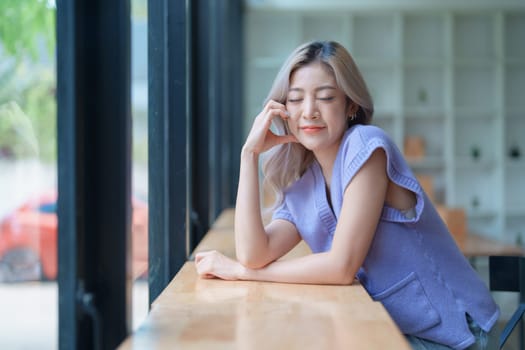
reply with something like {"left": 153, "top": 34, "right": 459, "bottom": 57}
{"left": 195, "top": 41, "right": 499, "bottom": 350}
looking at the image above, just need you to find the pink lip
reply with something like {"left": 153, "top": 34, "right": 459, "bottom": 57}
{"left": 301, "top": 125, "right": 325, "bottom": 133}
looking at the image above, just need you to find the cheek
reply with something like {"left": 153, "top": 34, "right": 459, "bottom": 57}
{"left": 283, "top": 118, "right": 301, "bottom": 137}
{"left": 285, "top": 108, "right": 302, "bottom": 126}
{"left": 323, "top": 106, "right": 348, "bottom": 122}
{"left": 285, "top": 104, "right": 301, "bottom": 118}
{"left": 285, "top": 118, "right": 299, "bottom": 133}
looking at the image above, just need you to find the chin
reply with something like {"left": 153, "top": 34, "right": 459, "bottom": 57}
{"left": 298, "top": 140, "right": 321, "bottom": 152}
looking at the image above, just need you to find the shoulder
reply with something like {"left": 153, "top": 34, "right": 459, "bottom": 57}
{"left": 338, "top": 125, "right": 395, "bottom": 166}
{"left": 334, "top": 125, "right": 405, "bottom": 192}
{"left": 342, "top": 124, "right": 393, "bottom": 150}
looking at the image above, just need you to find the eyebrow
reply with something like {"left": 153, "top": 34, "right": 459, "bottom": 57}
{"left": 288, "top": 85, "right": 337, "bottom": 92}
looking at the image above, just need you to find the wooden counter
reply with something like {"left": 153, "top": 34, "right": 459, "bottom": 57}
{"left": 460, "top": 233, "right": 524, "bottom": 257}
{"left": 119, "top": 262, "right": 410, "bottom": 350}
{"left": 119, "top": 208, "right": 411, "bottom": 349}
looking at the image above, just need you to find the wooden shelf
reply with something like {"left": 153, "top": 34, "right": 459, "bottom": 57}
{"left": 244, "top": 7, "right": 525, "bottom": 241}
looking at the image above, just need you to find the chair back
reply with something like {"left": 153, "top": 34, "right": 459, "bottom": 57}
{"left": 489, "top": 255, "right": 525, "bottom": 349}
{"left": 489, "top": 256, "right": 523, "bottom": 293}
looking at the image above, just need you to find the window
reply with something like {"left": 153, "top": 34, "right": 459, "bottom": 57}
{"left": 0, "top": 1, "right": 58, "bottom": 348}
{"left": 53, "top": 0, "right": 243, "bottom": 347}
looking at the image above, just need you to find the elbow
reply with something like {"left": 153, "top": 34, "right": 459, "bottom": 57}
{"left": 235, "top": 237, "right": 272, "bottom": 269}
{"left": 330, "top": 267, "right": 354, "bottom": 285}
{"left": 236, "top": 252, "right": 269, "bottom": 270}
{"left": 329, "top": 259, "right": 357, "bottom": 285}
{"left": 338, "top": 270, "right": 356, "bottom": 285}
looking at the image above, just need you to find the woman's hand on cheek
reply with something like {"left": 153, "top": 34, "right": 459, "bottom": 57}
{"left": 243, "top": 100, "right": 298, "bottom": 155}
{"left": 195, "top": 250, "right": 247, "bottom": 281}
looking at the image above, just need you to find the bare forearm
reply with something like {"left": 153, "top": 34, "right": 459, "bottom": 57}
{"left": 234, "top": 100, "right": 297, "bottom": 268}
{"left": 234, "top": 148, "right": 270, "bottom": 266}
{"left": 241, "top": 252, "right": 356, "bottom": 285}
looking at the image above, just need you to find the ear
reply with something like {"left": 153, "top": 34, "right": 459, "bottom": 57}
{"left": 346, "top": 101, "right": 359, "bottom": 117}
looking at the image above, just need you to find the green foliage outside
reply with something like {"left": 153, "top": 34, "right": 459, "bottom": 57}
{"left": 0, "top": 0, "right": 56, "bottom": 162}
{"left": 0, "top": 0, "right": 148, "bottom": 163}
{"left": 0, "top": 0, "right": 55, "bottom": 61}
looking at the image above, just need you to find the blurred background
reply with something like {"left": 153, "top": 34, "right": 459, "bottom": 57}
{"left": 0, "top": 0, "right": 148, "bottom": 348}
{"left": 0, "top": 0, "right": 524, "bottom": 349}
{"left": 245, "top": 3, "right": 525, "bottom": 244}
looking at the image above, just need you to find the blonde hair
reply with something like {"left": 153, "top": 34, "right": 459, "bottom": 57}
{"left": 261, "top": 41, "right": 374, "bottom": 210}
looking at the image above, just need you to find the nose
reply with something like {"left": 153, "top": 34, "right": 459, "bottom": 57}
{"left": 302, "top": 98, "right": 319, "bottom": 119}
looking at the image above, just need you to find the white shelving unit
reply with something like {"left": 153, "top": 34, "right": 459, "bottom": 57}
{"left": 503, "top": 13, "right": 525, "bottom": 243}
{"left": 244, "top": 4, "right": 525, "bottom": 243}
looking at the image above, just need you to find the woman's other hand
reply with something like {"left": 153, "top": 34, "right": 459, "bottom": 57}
{"left": 243, "top": 100, "right": 298, "bottom": 155}
{"left": 195, "top": 250, "right": 247, "bottom": 281}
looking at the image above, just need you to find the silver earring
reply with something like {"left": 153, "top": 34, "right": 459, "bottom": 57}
{"left": 349, "top": 113, "right": 356, "bottom": 121}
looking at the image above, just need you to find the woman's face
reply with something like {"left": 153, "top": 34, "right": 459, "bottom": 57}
{"left": 285, "top": 62, "right": 352, "bottom": 156}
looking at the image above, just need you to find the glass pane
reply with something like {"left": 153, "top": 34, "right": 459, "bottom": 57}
{"left": 131, "top": 0, "right": 148, "bottom": 331}
{"left": 0, "top": 1, "right": 57, "bottom": 348}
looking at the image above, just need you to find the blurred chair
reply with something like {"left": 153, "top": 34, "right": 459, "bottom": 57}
{"left": 489, "top": 256, "right": 525, "bottom": 349}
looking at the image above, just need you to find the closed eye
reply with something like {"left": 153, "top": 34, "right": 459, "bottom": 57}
{"left": 318, "top": 97, "right": 335, "bottom": 101}
{"left": 287, "top": 98, "right": 303, "bottom": 103}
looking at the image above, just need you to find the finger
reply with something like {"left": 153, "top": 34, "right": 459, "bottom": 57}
{"left": 196, "top": 265, "right": 214, "bottom": 279}
{"left": 266, "top": 100, "right": 286, "bottom": 111}
{"left": 194, "top": 251, "right": 210, "bottom": 263}
{"left": 194, "top": 253, "right": 210, "bottom": 269}
{"left": 267, "top": 108, "right": 289, "bottom": 121}
{"left": 266, "top": 131, "right": 297, "bottom": 145}
{"left": 195, "top": 259, "right": 210, "bottom": 276}
{"left": 195, "top": 251, "right": 220, "bottom": 274}
{"left": 277, "top": 133, "right": 299, "bottom": 145}
{"left": 195, "top": 250, "right": 215, "bottom": 260}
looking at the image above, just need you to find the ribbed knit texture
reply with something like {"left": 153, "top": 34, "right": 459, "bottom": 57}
{"left": 273, "top": 125, "right": 499, "bottom": 349}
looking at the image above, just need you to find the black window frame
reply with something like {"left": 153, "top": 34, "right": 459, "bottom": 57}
{"left": 57, "top": 0, "right": 243, "bottom": 348}
{"left": 57, "top": 0, "right": 132, "bottom": 349}
{"left": 148, "top": 0, "right": 244, "bottom": 303}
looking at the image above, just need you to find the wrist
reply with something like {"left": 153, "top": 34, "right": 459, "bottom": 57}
{"left": 240, "top": 146, "right": 259, "bottom": 163}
